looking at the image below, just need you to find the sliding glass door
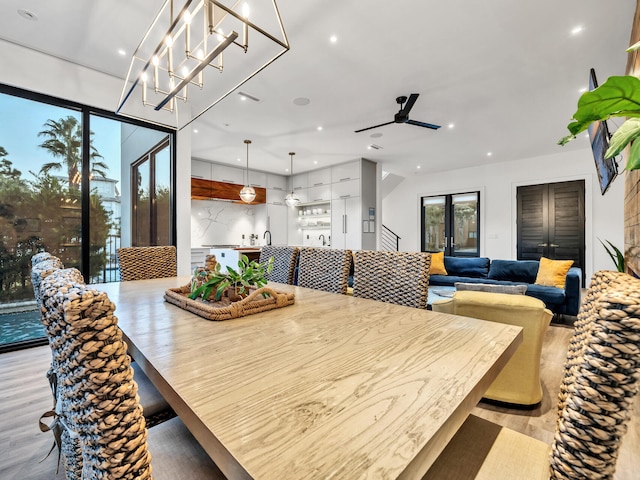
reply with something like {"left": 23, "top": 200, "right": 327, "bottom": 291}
{"left": 0, "top": 85, "right": 175, "bottom": 352}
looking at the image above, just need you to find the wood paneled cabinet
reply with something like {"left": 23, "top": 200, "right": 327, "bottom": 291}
{"left": 190, "top": 178, "right": 266, "bottom": 204}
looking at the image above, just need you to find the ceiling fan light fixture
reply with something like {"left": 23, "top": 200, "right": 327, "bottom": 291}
{"left": 284, "top": 152, "right": 300, "bottom": 207}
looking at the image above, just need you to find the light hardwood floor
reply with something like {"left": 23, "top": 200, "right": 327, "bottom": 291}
{"left": 1, "top": 325, "right": 638, "bottom": 479}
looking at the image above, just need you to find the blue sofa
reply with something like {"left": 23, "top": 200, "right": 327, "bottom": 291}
{"left": 429, "top": 257, "right": 581, "bottom": 316}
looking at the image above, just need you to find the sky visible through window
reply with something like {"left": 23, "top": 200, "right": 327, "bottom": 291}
{"left": 0, "top": 93, "right": 122, "bottom": 186}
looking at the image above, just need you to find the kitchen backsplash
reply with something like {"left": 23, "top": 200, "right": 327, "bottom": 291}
{"left": 191, "top": 199, "right": 266, "bottom": 247}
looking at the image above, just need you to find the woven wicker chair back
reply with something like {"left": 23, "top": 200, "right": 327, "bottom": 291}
{"left": 31, "top": 251, "right": 55, "bottom": 266}
{"left": 259, "top": 246, "right": 299, "bottom": 284}
{"left": 557, "top": 270, "right": 631, "bottom": 416}
{"left": 40, "top": 268, "right": 87, "bottom": 479}
{"left": 30, "top": 255, "right": 64, "bottom": 308}
{"left": 549, "top": 274, "right": 640, "bottom": 479}
{"left": 117, "top": 245, "right": 177, "bottom": 281}
{"left": 297, "top": 248, "right": 352, "bottom": 294}
{"left": 352, "top": 250, "right": 431, "bottom": 309}
{"left": 41, "top": 270, "right": 152, "bottom": 479}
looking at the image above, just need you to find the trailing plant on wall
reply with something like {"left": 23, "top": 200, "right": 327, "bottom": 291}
{"left": 559, "top": 42, "right": 640, "bottom": 171}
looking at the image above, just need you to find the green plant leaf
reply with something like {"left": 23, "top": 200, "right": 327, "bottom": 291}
{"left": 627, "top": 40, "right": 640, "bottom": 52}
{"left": 560, "top": 76, "right": 640, "bottom": 142}
{"left": 626, "top": 137, "right": 640, "bottom": 170}
{"left": 598, "top": 238, "right": 625, "bottom": 272}
{"left": 572, "top": 76, "right": 640, "bottom": 121}
{"left": 605, "top": 117, "right": 640, "bottom": 159}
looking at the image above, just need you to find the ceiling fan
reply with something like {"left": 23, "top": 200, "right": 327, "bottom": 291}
{"left": 354, "top": 93, "right": 441, "bottom": 133}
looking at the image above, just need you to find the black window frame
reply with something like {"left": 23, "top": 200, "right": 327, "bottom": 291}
{"left": 420, "top": 191, "right": 481, "bottom": 257}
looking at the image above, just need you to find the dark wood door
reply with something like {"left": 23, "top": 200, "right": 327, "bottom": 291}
{"left": 517, "top": 181, "right": 585, "bottom": 284}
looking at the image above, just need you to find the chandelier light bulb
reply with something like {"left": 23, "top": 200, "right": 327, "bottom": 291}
{"left": 183, "top": 11, "right": 192, "bottom": 24}
{"left": 152, "top": 55, "right": 159, "bottom": 66}
{"left": 242, "top": 3, "right": 250, "bottom": 19}
{"left": 165, "top": 35, "right": 173, "bottom": 47}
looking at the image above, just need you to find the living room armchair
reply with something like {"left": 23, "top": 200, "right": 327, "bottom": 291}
{"left": 432, "top": 290, "right": 553, "bottom": 406}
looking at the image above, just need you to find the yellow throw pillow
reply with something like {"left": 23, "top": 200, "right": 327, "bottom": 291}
{"left": 535, "top": 257, "right": 573, "bottom": 288}
{"left": 430, "top": 251, "right": 448, "bottom": 275}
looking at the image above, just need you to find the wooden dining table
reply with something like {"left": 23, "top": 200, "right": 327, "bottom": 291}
{"left": 95, "top": 277, "right": 522, "bottom": 480}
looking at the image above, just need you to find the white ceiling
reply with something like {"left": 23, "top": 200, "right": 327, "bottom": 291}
{"left": 0, "top": 0, "right": 635, "bottom": 176}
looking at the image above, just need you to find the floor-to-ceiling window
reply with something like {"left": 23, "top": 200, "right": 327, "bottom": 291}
{"left": 0, "top": 85, "right": 175, "bottom": 352}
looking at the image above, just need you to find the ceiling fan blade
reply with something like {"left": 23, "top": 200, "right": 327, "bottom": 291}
{"left": 354, "top": 121, "right": 395, "bottom": 133}
{"left": 407, "top": 119, "right": 441, "bottom": 130}
{"left": 399, "top": 93, "right": 419, "bottom": 116}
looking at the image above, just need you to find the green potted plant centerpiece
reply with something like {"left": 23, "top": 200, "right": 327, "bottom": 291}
{"left": 189, "top": 254, "right": 274, "bottom": 302}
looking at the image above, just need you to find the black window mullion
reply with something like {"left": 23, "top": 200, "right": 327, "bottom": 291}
{"left": 81, "top": 109, "right": 91, "bottom": 283}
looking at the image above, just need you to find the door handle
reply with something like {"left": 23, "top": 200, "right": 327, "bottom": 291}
{"left": 537, "top": 243, "right": 548, "bottom": 247}
{"left": 549, "top": 243, "right": 559, "bottom": 248}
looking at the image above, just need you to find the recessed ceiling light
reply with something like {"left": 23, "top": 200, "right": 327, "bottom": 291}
{"left": 579, "top": 87, "right": 587, "bottom": 93}
{"left": 571, "top": 26, "right": 583, "bottom": 35}
{"left": 237, "top": 157, "right": 242, "bottom": 162}
{"left": 448, "top": 123, "right": 455, "bottom": 129}
{"left": 314, "top": 160, "right": 318, "bottom": 164}
{"left": 487, "top": 152, "right": 493, "bottom": 157}
{"left": 317, "top": 126, "right": 323, "bottom": 131}
{"left": 330, "top": 35, "right": 338, "bottom": 43}
{"left": 285, "top": 168, "right": 290, "bottom": 172}
{"left": 193, "top": 129, "right": 199, "bottom": 133}
{"left": 118, "top": 49, "right": 126, "bottom": 56}
{"left": 293, "top": 97, "right": 310, "bottom": 106}
{"left": 417, "top": 165, "right": 421, "bottom": 169}
{"left": 17, "top": 9, "right": 38, "bottom": 21}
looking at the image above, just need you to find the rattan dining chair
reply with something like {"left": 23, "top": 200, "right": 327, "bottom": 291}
{"left": 259, "top": 245, "right": 299, "bottom": 284}
{"left": 352, "top": 250, "right": 431, "bottom": 308}
{"left": 30, "top": 254, "right": 64, "bottom": 308}
{"left": 297, "top": 247, "right": 352, "bottom": 294}
{"left": 117, "top": 245, "right": 177, "bottom": 281}
{"left": 39, "top": 273, "right": 226, "bottom": 479}
{"left": 423, "top": 272, "right": 640, "bottom": 480}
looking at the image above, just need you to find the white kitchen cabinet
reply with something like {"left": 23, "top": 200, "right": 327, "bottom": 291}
{"left": 267, "top": 173, "right": 287, "bottom": 191}
{"left": 291, "top": 173, "right": 308, "bottom": 191}
{"left": 307, "top": 168, "right": 331, "bottom": 187}
{"left": 247, "top": 170, "right": 267, "bottom": 188}
{"left": 211, "top": 163, "right": 244, "bottom": 184}
{"left": 331, "top": 178, "right": 360, "bottom": 199}
{"left": 307, "top": 184, "right": 332, "bottom": 203}
{"left": 266, "top": 188, "right": 286, "bottom": 205}
{"left": 289, "top": 188, "right": 308, "bottom": 204}
{"left": 192, "top": 160, "right": 212, "bottom": 179}
{"left": 266, "top": 203, "right": 288, "bottom": 245}
{"left": 331, "top": 197, "right": 361, "bottom": 250}
{"left": 331, "top": 161, "right": 360, "bottom": 183}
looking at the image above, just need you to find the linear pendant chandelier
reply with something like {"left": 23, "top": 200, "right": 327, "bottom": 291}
{"left": 117, "top": 0, "right": 289, "bottom": 130}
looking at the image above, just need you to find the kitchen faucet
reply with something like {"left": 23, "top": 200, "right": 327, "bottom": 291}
{"left": 319, "top": 234, "right": 326, "bottom": 246}
{"left": 263, "top": 230, "right": 272, "bottom": 246}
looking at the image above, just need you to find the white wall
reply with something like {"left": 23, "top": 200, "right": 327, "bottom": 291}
{"left": 382, "top": 148, "right": 624, "bottom": 282}
{"left": 1, "top": 40, "right": 193, "bottom": 275}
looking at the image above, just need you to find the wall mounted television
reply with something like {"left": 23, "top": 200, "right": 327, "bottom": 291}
{"left": 588, "top": 68, "right": 618, "bottom": 195}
